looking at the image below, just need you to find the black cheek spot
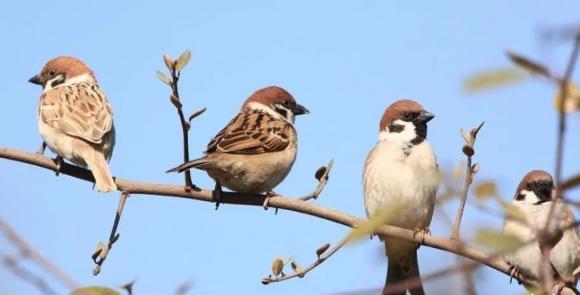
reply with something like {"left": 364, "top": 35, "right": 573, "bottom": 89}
{"left": 388, "top": 123, "right": 404, "bottom": 133}
{"left": 515, "top": 193, "right": 525, "bottom": 201}
{"left": 275, "top": 108, "right": 288, "bottom": 119}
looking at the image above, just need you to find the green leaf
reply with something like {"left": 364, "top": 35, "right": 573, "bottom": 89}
{"left": 474, "top": 228, "right": 524, "bottom": 252}
{"left": 156, "top": 70, "right": 172, "bottom": 86}
{"left": 474, "top": 181, "right": 497, "bottom": 202}
{"left": 70, "top": 287, "right": 121, "bottom": 295}
{"left": 347, "top": 203, "right": 403, "bottom": 243}
{"left": 175, "top": 50, "right": 191, "bottom": 71}
{"left": 463, "top": 67, "right": 526, "bottom": 93}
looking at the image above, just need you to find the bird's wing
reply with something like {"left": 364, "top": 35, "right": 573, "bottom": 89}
{"left": 39, "top": 83, "right": 113, "bottom": 144}
{"left": 205, "top": 108, "right": 293, "bottom": 154}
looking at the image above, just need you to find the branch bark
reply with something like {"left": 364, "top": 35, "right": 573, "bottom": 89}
{"left": 0, "top": 146, "right": 536, "bottom": 286}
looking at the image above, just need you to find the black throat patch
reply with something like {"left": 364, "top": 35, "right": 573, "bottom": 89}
{"left": 410, "top": 122, "right": 428, "bottom": 145}
{"left": 388, "top": 121, "right": 428, "bottom": 146}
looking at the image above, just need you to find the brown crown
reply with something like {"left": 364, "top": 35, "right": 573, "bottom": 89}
{"left": 243, "top": 86, "right": 295, "bottom": 107}
{"left": 379, "top": 99, "right": 427, "bottom": 131}
{"left": 515, "top": 170, "right": 553, "bottom": 194}
{"left": 40, "top": 56, "right": 95, "bottom": 80}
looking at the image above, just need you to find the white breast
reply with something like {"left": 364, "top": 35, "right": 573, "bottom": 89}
{"left": 363, "top": 140, "right": 439, "bottom": 230}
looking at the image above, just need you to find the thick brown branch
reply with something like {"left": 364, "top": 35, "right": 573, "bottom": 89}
{"left": 0, "top": 146, "right": 536, "bottom": 286}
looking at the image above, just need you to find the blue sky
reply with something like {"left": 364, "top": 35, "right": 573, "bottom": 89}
{"left": 1, "top": 1, "right": 580, "bottom": 294}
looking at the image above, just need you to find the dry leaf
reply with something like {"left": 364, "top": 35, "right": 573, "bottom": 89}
{"left": 506, "top": 50, "right": 550, "bottom": 77}
{"left": 70, "top": 287, "right": 120, "bottom": 295}
{"left": 347, "top": 203, "right": 402, "bottom": 243}
{"left": 554, "top": 82, "right": 580, "bottom": 113}
{"left": 175, "top": 50, "right": 191, "bottom": 71}
{"left": 474, "top": 181, "right": 497, "bottom": 202}
{"left": 156, "top": 70, "right": 172, "bottom": 85}
{"left": 163, "top": 54, "right": 175, "bottom": 71}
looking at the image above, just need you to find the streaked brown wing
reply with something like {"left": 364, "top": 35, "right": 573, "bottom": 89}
{"left": 39, "top": 82, "right": 113, "bottom": 144}
{"left": 205, "top": 108, "right": 292, "bottom": 155}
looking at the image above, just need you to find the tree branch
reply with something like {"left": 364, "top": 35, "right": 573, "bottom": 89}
{"left": 0, "top": 146, "right": 537, "bottom": 286}
{"left": 554, "top": 30, "right": 580, "bottom": 193}
{"left": 0, "top": 217, "right": 79, "bottom": 290}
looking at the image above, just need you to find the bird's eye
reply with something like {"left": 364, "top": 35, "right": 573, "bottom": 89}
{"left": 402, "top": 112, "right": 413, "bottom": 120}
{"left": 48, "top": 70, "right": 55, "bottom": 76}
{"left": 282, "top": 99, "right": 292, "bottom": 107}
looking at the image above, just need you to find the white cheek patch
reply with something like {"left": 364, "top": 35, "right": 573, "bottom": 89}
{"left": 273, "top": 103, "right": 294, "bottom": 123}
{"left": 378, "top": 119, "right": 416, "bottom": 142}
{"left": 42, "top": 73, "right": 93, "bottom": 93}
{"left": 247, "top": 102, "right": 295, "bottom": 124}
{"left": 518, "top": 189, "right": 541, "bottom": 205}
{"left": 42, "top": 74, "right": 65, "bottom": 93}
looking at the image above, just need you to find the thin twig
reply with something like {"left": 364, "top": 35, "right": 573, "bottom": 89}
{"left": 542, "top": 30, "right": 580, "bottom": 293}
{"left": 91, "top": 192, "right": 129, "bottom": 275}
{"left": 451, "top": 122, "right": 484, "bottom": 240}
{"left": 561, "top": 174, "right": 580, "bottom": 191}
{"left": 261, "top": 236, "right": 348, "bottom": 284}
{"left": 300, "top": 159, "right": 334, "bottom": 201}
{"left": 0, "top": 218, "right": 79, "bottom": 289}
{"left": 169, "top": 71, "right": 194, "bottom": 191}
{"left": 2, "top": 255, "right": 57, "bottom": 295}
{"left": 554, "top": 30, "right": 580, "bottom": 195}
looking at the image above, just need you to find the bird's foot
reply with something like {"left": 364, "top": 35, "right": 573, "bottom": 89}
{"left": 551, "top": 277, "right": 576, "bottom": 295}
{"left": 507, "top": 264, "right": 522, "bottom": 284}
{"left": 36, "top": 142, "right": 47, "bottom": 155}
{"left": 413, "top": 228, "right": 430, "bottom": 245}
{"left": 212, "top": 182, "right": 222, "bottom": 210}
{"left": 263, "top": 191, "right": 280, "bottom": 213}
{"left": 53, "top": 156, "right": 63, "bottom": 176}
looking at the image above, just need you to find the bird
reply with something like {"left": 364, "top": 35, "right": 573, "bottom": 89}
{"left": 503, "top": 170, "right": 580, "bottom": 289}
{"left": 29, "top": 56, "right": 116, "bottom": 192}
{"left": 167, "top": 86, "right": 309, "bottom": 208}
{"left": 363, "top": 99, "right": 439, "bottom": 295}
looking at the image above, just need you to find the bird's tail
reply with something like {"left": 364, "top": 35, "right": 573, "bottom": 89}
{"left": 166, "top": 158, "right": 212, "bottom": 173}
{"left": 384, "top": 242, "right": 424, "bottom": 295}
{"left": 84, "top": 151, "right": 117, "bottom": 193}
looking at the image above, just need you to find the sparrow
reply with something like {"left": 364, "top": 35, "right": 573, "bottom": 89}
{"left": 503, "top": 170, "right": 580, "bottom": 287}
{"left": 29, "top": 56, "right": 116, "bottom": 192}
{"left": 363, "top": 99, "right": 438, "bottom": 295}
{"left": 167, "top": 86, "right": 309, "bottom": 207}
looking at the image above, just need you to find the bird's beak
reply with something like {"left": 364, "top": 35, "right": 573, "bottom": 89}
{"left": 293, "top": 103, "right": 310, "bottom": 115}
{"left": 416, "top": 111, "right": 435, "bottom": 123}
{"left": 28, "top": 74, "right": 43, "bottom": 85}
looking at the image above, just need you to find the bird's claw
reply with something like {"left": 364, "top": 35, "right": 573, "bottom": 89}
{"left": 53, "top": 156, "right": 63, "bottom": 177}
{"left": 507, "top": 264, "right": 522, "bottom": 284}
{"left": 263, "top": 191, "right": 279, "bottom": 214}
{"left": 413, "top": 228, "right": 430, "bottom": 244}
{"left": 213, "top": 182, "right": 222, "bottom": 210}
{"left": 36, "top": 142, "right": 47, "bottom": 155}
